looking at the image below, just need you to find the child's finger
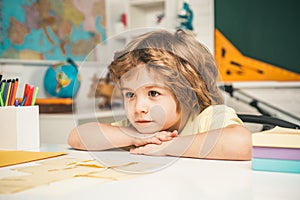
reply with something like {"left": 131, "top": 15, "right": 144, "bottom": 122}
{"left": 151, "top": 137, "right": 162, "bottom": 144}
{"left": 155, "top": 131, "right": 177, "bottom": 141}
{"left": 154, "top": 131, "right": 169, "bottom": 140}
{"left": 168, "top": 130, "right": 178, "bottom": 137}
{"left": 161, "top": 130, "right": 178, "bottom": 138}
{"left": 134, "top": 135, "right": 162, "bottom": 147}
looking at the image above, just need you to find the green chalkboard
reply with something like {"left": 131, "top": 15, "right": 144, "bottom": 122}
{"left": 215, "top": 0, "right": 300, "bottom": 74}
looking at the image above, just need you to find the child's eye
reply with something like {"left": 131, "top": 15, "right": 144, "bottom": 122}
{"left": 148, "top": 91, "right": 160, "bottom": 97}
{"left": 125, "top": 92, "right": 135, "bottom": 99}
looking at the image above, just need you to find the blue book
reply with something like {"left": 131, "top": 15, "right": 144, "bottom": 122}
{"left": 252, "top": 158, "right": 300, "bottom": 174}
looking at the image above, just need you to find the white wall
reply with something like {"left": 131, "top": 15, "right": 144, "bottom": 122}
{"left": 190, "top": 0, "right": 215, "bottom": 53}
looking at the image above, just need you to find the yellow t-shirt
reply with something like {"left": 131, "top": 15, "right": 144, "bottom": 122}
{"left": 179, "top": 105, "right": 243, "bottom": 136}
{"left": 111, "top": 105, "right": 243, "bottom": 135}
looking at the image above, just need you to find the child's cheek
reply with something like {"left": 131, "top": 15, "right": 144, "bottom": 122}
{"left": 150, "top": 105, "right": 167, "bottom": 126}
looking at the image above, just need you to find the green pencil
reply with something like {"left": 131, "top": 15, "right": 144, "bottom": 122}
{"left": 0, "top": 80, "right": 5, "bottom": 95}
{"left": 31, "top": 86, "right": 39, "bottom": 106}
{"left": 0, "top": 91, "right": 4, "bottom": 107}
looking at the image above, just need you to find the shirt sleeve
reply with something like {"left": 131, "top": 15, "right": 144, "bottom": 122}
{"left": 198, "top": 105, "right": 244, "bottom": 132}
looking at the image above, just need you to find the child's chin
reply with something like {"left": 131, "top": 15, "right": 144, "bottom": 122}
{"left": 136, "top": 127, "right": 161, "bottom": 134}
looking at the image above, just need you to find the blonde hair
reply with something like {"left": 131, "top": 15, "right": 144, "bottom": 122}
{"left": 109, "top": 29, "right": 223, "bottom": 115}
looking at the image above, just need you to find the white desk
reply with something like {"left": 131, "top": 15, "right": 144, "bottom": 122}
{"left": 1, "top": 144, "right": 300, "bottom": 200}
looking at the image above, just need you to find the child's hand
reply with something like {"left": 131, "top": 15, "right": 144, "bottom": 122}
{"left": 132, "top": 130, "right": 178, "bottom": 147}
{"left": 155, "top": 130, "right": 178, "bottom": 142}
{"left": 130, "top": 141, "right": 170, "bottom": 156}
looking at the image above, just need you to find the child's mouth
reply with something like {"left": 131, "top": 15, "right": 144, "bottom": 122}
{"left": 135, "top": 119, "right": 153, "bottom": 124}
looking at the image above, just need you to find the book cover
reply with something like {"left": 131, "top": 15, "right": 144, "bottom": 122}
{"left": 252, "top": 126, "right": 300, "bottom": 148}
{"left": 253, "top": 146, "right": 300, "bottom": 160}
{"left": 252, "top": 158, "right": 300, "bottom": 174}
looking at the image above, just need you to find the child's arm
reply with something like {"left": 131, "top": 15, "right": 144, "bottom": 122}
{"left": 68, "top": 122, "right": 177, "bottom": 151}
{"left": 130, "top": 124, "right": 252, "bottom": 161}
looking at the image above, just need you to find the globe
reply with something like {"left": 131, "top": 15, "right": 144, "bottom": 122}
{"left": 44, "top": 62, "right": 81, "bottom": 98}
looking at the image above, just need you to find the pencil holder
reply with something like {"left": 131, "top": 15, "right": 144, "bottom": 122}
{"left": 0, "top": 106, "right": 39, "bottom": 150}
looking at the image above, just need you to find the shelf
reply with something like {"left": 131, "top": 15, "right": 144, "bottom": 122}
{"left": 127, "top": 0, "right": 167, "bottom": 29}
{"left": 129, "top": 0, "right": 165, "bottom": 8}
{"left": 39, "top": 108, "right": 125, "bottom": 120}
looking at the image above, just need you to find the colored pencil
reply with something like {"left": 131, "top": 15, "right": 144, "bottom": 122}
{"left": 25, "top": 85, "right": 34, "bottom": 106}
{"left": 21, "top": 84, "right": 30, "bottom": 106}
{"left": 8, "top": 79, "right": 15, "bottom": 106}
{"left": 31, "top": 86, "right": 39, "bottom": 105}
{"left": 0, "top": 91, "right": 4, "bottom": 106}
{"left": 0, "top": 80, "right": 5, "bottom": 99}
{"left": 9, "top": 78, "right": 18, "bottom": 106}
{"left": 4, "top": 80, "right": 12, "bottom": 106}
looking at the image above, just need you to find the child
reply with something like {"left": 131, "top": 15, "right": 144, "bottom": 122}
{"left": 68, "top": 29, "right": 252, "bottom": 160}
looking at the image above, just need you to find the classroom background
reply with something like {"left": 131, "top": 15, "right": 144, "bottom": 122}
{"left": 0, "top": 0, "right": 299, "bottom": 144}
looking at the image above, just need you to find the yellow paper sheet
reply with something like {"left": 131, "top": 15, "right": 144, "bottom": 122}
{"left": 0, "top": 150, "right": 66, "bottom": 167}
{"left": 0, "top": 157, "right": 145, "bottom": 194}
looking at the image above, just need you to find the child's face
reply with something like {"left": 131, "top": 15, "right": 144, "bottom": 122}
{"left": 120, "top": 66, "right": 181, "bottom": 134}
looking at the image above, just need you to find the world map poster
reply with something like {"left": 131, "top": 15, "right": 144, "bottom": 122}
{"left": 0, "top": 0, "right": 106, "bottom": 61}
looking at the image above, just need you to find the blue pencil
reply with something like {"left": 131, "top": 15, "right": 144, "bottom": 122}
{"left": 20, "top": 96, "right": 27, "bottom": 106}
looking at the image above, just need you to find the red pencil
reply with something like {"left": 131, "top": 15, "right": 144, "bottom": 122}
{"left": 21, "top": 83, "right": 30, "bottom": 106}
{"left": 9, "top": 78, "right": 18, "bottom": 106}
{"left": 25, "top": 85, "right": 34, "bottom": 106}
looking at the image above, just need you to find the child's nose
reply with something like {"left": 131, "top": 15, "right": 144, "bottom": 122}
{"left": 134, "top": 96, "right": 149, "bottom": 114}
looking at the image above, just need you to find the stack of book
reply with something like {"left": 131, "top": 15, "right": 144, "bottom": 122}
{"left": 252, "top": 126, "right": 300, "bottom": 174}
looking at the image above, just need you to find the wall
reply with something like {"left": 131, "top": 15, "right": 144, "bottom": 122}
{"left": 1, "top": 0, "right": 216, "bottom": 111}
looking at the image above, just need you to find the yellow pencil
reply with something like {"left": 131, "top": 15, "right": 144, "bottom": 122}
{"left": 4, "top": 80, "right": 12, "bottom": 106}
